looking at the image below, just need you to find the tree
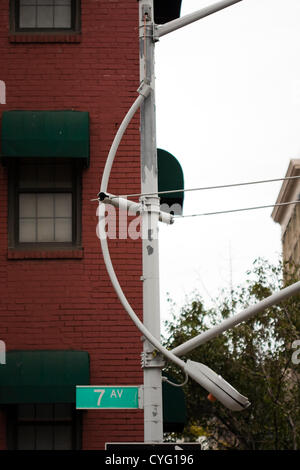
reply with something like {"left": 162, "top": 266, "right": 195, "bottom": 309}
{"left": 163, "top": 259, "right": 300, "bottom": 450}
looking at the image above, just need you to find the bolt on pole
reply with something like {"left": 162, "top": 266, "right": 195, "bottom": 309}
{"left": 139, "top": 0, "right": 164, "bottom": 443}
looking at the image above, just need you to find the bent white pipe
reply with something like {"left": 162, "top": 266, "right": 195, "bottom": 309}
{"left": 98, "top": 88, "right": 185, "bottom": 370}
{"left": 98, "top": 210, "right": 185, "bottom": 370}
{"left": 100, "top": 84, "right": 151, "bottom": 194}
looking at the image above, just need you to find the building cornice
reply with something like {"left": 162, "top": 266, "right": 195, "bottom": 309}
{"left": 271, "top": 159, "right": 300, "bottom": 226}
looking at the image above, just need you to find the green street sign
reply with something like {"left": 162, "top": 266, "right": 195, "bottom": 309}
{"left": 76, "top": 386, "right": 142, "bottom": 410}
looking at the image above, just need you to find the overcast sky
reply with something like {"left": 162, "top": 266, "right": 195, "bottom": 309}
{"left": 155, "top": 0, "right": 300, "bottom": 326}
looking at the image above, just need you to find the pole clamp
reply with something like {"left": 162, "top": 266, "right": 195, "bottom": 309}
{"left": 141, "top": 350, "right": 165, "bottom": 369}
{"left": 138, "top": 82, "right": 152, "bottom": 99}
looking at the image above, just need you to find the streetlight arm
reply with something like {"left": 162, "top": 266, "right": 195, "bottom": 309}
{"left": 156, "top": 0, "right": 244, "bottom": 38}
{"left": 171, "top": 280, "right": 300, "bottom": 357}
{"left": 98, "top": 192, "right": 174, "bottom": 224}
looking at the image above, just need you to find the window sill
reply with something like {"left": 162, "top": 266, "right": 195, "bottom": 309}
{"left": 9, "top": 33, "right": 81, "bottom": 44}
{"left": 7, "top": 249, "right": 84, "bottom": 260}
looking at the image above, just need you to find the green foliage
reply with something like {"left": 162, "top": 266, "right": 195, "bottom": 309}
{"left": 163, "top": 259, "right": 300, "bottom": 450}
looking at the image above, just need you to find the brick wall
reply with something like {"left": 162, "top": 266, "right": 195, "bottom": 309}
{"left": 0, "top": 0, "right": 144, "bottom": 449}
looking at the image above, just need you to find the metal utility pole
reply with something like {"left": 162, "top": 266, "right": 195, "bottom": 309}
{"left": 139, "top": 0, "right": 164, "bottom": 443}
{"left": 137, "top": 0, "right": 244, "bottom": 444}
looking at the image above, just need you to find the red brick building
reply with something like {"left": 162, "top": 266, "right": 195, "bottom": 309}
{"left": 0, "top": 1, "right": 183, "bottom": 450}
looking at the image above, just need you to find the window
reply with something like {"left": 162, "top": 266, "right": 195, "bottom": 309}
{"left": 8, "top": 159, "right": 82, "bottom": 249}
{"left": 7, "top": 404, "right": 82, "bottom": 450}
{"left": 11, "top": 0, "right": 80, "bottom": 33}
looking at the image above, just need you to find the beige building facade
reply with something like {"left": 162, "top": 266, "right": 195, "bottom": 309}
{"left": 272, "top": 159, "right": 300, "bottom": 266}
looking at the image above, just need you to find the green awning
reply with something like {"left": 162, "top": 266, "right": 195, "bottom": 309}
{"left": 0, "top": 351, "right": 186, "bottom": 431}
{"left": 158, "top": 148, "right": 184, "bottom": 215}
{"left": 1, "top": 110, "right": 90, "bottom": 167}
{"left": 163, "top": 377, "right": 187, "bottom": 433}
{"left": 0, "top": 351, "right": 90, "bottom": 404}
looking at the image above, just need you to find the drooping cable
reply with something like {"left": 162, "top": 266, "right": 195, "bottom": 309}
{"left": 175, "top": 200, "right": 300, "bottom": 219}
{"left": 111, "top": 175, "right": 300, "bottom": 201}
{"left": 162, "top": 373, "right": 189, "bottom": 388}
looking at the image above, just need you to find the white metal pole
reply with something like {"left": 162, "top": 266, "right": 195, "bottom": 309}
{"left": 171, "top": 280, "right": 300, "bottom": 357}
{"left": 156, "top": 0, "right": 243, "bottom": 38}
{"left": 139, "top": 0, "right": 164, "bottom": 443}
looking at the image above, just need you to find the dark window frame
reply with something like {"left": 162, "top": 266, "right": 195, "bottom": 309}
{"left": 8, "top": 158, "right": 82, "bottom": 250}
{"left": 6, "top": 403, "right": 83, "bottom": 450}
{"left": 10, "top": 0, "right": 81, "bottom": 34}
